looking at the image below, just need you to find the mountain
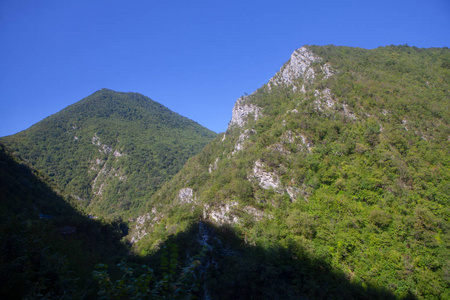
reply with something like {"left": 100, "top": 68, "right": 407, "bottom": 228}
{"left": 0, "top": 89, "right": 217, "bottom": 218}
{"left": 0, "top": 142, "right": 211, "bottom": 299}
{"left": 0, "top": 143, "right": 130, "bottom": 298}
{"left": 131, "top": 45, "right": 449, "bottom": 299}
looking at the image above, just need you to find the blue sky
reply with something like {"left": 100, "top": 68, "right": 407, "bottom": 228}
{"left": 1, "top": 0, "right": 449, "bottom": 136}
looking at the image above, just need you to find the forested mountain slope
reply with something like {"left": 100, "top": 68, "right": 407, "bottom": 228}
{"left": 1, "top": 89, "right": 217, "bottom": 218}
{"left": 0, "top": 143, "right": 130, "bottom": 298}
{"left": 132, "top": 45, "right": 449, "bottom": 299}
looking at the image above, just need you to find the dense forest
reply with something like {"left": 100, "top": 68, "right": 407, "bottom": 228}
{"left": 0, "top": 89, "right": 217, "bottom": 219}
{"left": 0, "top": 45, "right": 448, "bottom": 299}
{"left": 131, "top": 45, "right": 449, "bottom": 299}
{"left": 0, "top": 144, "right": 129, "bottom": 298}
{"left": 1, "top": 144, "right": 209, "bottom": 298}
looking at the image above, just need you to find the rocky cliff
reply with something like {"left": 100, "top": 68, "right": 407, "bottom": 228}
{"left": 131, "top": 45, "right": 449, "bottom": 299}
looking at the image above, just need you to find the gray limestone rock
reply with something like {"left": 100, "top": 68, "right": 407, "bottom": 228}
{"left": 268, "top": 46, "right": 321, "bottom": 90}
{"left": 228, "top": 96, "right": 262, "bottom": 129}
{"left": 249, "top": 160, "right": 281, "bottom": 192}
{"left": 177, "top": 187, "right": 196, "bottom": 204}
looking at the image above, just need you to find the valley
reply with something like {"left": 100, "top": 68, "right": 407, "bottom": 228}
{"left": 1, "top": 45, "right": 449, "bottom": 299}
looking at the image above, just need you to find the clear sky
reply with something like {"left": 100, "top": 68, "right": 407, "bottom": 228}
{"left": 1, "top": 0, "right": 449, "bottom": 136}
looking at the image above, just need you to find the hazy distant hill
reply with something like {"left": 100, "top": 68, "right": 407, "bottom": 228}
{"left": 131, "top": 45, "right": 449, "bottom": 299}
{"left": 1, "top": 89, "right": 217, "bottom": 218}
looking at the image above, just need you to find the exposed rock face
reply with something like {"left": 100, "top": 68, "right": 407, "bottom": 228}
{"left": 204, "top": 202, "right": 239, "bottom": 225}
{"left": 269, "top": 46, "right": 321, "bottom": 90}
{"left": 101, "top": 145, "right": 113, "bottom": 155}
{"left": 228, "top": 97, "right": 262, "bottom": 129}
{"left": 91, "top": 162, "right": 109, "bottom": 195}
{"left": 321, "top": 63, "right": 334, "bottom": 79}
{"left": 269, "top": 130, "right": 313, "bottom": 154}
{"left": 249, "top": 161, "right": 309, "bottom": 202}
{"left": 314, "top": 88, "right": 336, "bottom": 109}
{"left": 91, "top": 165, "right": 126, "bottom": 195}
{"left": 233, "top": 129, "right": 256, "bottom": 155}
{"left": 313, "top": 88, "right": 356, "bottom": 120}
{"left": 208, "top": 157, "right": 219, "bottom": 173}
{"left": 92, "top": 133, "right": 125, "bottom": 156}
{"left": 89, "top": 133, "right": 127, "bottom": 195}
{"left": 197, "top": 221, "right": 214, "bottom": 251}
{"left": 202, "top": 203, "right": 268, "bottom": 226}
{"left": 196, "top": 221, "right": 235, "bottom": 300}
{"left": 90, "top": 161, "right": 126, "bottom": 196}
{"left": 249, "top": 160, "right": 281, "bottom": 191}
{"left": 178, "top": 187, "right": 195, "bottom": 203}
{"left": 228, "top": 47, "right": 337, "bottom": 130}
{"left": 130, "top": 207, "right": 163, "bottom": 244}
{"left": 130, "top": 213, "right": 150, "bottom": 244}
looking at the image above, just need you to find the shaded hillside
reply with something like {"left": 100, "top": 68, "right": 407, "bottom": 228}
{"left": 0, "top": 144, "right": 400, "bottom": 299}
{"left": 132, "top": 45, "right": 449, "bottom": 299}
{"left": 94, "top": 221, "right": 399, "bottom": 299}
{"left": 1, "top": 89, "right": 217, "bottom": 218}
{"left": 0, "top": 143, "right": 130, "bottom": 298}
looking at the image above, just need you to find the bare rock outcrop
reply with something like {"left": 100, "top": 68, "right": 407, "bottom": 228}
{"left": 269, "top": 46, "right": 321, "bottom": 91}
{"left": 130, "top": 213, "right": 150, "bottom": 244}
{"left": 208, "top": 158, "right": 219, "bottom": 173}
{"left": 228, "top": 97, "right": 262, "bottom": 129}
{"left": 92, "top": 133, "right": 125, "bottom": 156}
{"left": 177, "top": 187, "right": 196, "bottom": 204}
{"left": 269, "top": 130, "right": 313, "bottom": 154}
{"left": 314, "top": 88, "right": 336, "bottom": 109}
{"left": 249, "top": 160, "right": 282, "bottom": 192}
{"left": 233, "top": 129, "right": 256, "bottom": 155}
{"left": 203, "top": 201, "right": 239, "bottom": 225}
{"left": 321, "top": 63, "right": 334, "bottom": 79}
{"left": 313, "top": 89, "right": 356, "bottom": 119}
{"left": 130, "top": 207, "right": 164, "bottom": 244}
{"left": 91, "top": 161, "right": 126, "bottom": 196}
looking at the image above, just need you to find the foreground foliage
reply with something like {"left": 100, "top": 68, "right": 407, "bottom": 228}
{"left": 0, "top": 144, "right": 129, "bottom": 298}
{"left": 93, "top": 244, "right": 202, "bottom": 299}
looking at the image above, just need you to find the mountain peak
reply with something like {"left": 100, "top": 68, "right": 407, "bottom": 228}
{"left": 268, "top": 46, "right": 334, "bottom": 91}
{"left": 227, "top": 46, "right": 334, "bottom": 131}
{"left": 132, "top": 45, "right": 449, "bottom": 298}
{"left": 1, "top": 90, "right": 217, "bottom": 217}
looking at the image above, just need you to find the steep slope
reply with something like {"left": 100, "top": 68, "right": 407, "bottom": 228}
{"left": 0, "top": 143, "right": 129, "bottom": 298}
{"left": 133, "top": 45, "right": 449, "bottom": 298}
{"left": 1, "top": 89, "right": 217, "bottom": 218}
